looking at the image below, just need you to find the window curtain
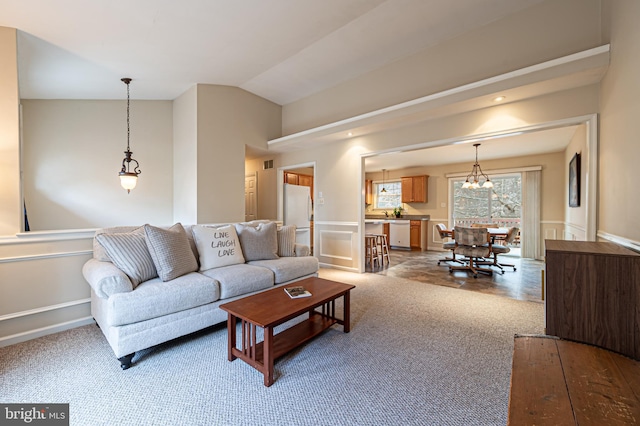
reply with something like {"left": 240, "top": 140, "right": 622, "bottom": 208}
{"left": 521, "top": 170, "right": 541, "bottom": 259}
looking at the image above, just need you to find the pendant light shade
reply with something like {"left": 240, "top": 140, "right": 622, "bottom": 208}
{"left": 119, "top": 78, "right": 141, "bottom": 193}
{"left": 462, "top": 143, "right": 493, "bottom": 189}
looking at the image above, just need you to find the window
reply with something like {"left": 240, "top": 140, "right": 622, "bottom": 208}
{"left": 374, "top": 181, "right": 402, "bottom": 209}
{"left": 451, "top": 173, "right": 521, "bottom": 227}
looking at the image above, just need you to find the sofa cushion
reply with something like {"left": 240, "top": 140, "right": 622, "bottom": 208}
{"left": 93, "top": 226, "right": 142, "bottom": 262}
{"left": 277, "top": 225, "right": 297, "bottom": 257}
{"left": 201, "top": 263, "right": 274, "bottom": 299}
{"left": 192, "top": 224, "right": 245, "bottom": 271}
{"left": 95, "top": 230, "right": 158, "bottom": 287}
{"left": 144, "top": 223, "right": 199, "bottom": 282}
{"left": 235, "top": 221, "right": 279, "bottom": 261}
{"left": 106, "top": 272, "right": 220, "bottom": 326}
{"left": 248, "top": 256, "right": 319, "bottom": 284}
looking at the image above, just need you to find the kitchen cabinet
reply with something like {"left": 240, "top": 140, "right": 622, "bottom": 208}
{"left": 410, "top": 221, "right": 421, "bottom": 249}
{"left": 545, "top": 240, "right": 640, "bottom": 360}
{"left": 284, "top": 172, "right": 298, "bottom": 185}
{"left": 401, "top": 175, "right": 428, "bottom": 203}
{"left": 365, "top": 180, "right": 373, "bottom": 205}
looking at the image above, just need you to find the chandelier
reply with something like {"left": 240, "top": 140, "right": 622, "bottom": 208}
{"left": 118, "top": 78, "right": 141, "bottom": 193}
{"left": 462, "top": 143, "right": 493, "bottom": 189}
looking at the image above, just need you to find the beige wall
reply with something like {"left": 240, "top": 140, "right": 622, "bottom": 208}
{"left": 194, "top": 84, "right": 281, "bottom": 224}
{"left": 173, "top": 85, "right": 199, "bottom": 224}
{"left": 21, "top": 99, "right": 174, "bottom": 230}
{"left": 283, "top": 0, "right": 603, "bottom": 134}
{"left": 0, "top": 27, "right": 21, "bottom": 236}
{"left": 599, "top": 0, "right": 640, "bottom": 244}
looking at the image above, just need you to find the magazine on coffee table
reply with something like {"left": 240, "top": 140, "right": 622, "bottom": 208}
{"left": 284, "top": 286, "right": 312, "bottom": 299}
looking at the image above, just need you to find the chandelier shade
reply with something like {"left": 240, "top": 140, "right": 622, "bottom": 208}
{"left": 118, "top": 77, "right": 141, "bottom": 193}
{"left": 462, "top": 143, "right": 493, "bottom": 189}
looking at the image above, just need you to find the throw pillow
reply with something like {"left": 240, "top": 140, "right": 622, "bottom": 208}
{"left": 277, "top": 225, "right": 297, "bottom": 257}
{"left": 95, "top": 231, "right": 158, "bottom": 287}
{"left": 93, "top": 226, "right": 142, "bottom": 261}
{"left": 144, "top": 223, "right": 198, "bottom": 282}
{"left": 191, "top": 224, "right": 245, "bottom": 271}
{"left": 235, "top": 221, "right": 279, "bottom": 261}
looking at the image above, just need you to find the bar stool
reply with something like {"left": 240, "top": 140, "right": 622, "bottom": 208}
{"left": 374, "top": 234, "right": 390, "bottom": 265}
{"left": 365, "top": 234, "right": 379, "bottom": 266}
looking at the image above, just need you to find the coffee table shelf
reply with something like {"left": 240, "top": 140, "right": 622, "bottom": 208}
{"left": 251, "top": 313, "right": 338, "bottom": 364}
{"left": 220, "top": 277, "right": 355, "bottom": 386}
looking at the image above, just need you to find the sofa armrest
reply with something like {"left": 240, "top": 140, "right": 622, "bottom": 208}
{"left": 82, "top": 258, "right": 133, "bottom": 299}
{"left": 294, "top": 244, "right": 310, "bottom": 257}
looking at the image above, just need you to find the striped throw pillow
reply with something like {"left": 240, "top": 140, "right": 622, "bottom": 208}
{"left": 277, "top": 225, "right": 297, "bottom": 257}
{"left": 96, "top": 231, "right": 158, "bottom": 287}
{"left": 144, "top": 223, "right": 198, "bottom": 282}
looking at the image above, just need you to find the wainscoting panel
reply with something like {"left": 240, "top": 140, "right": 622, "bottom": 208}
{"left": 0, "top": 232, "right": 94, "bottom": 346}
{"left": 315, "top": 222, "right": 358, "bottom": 271}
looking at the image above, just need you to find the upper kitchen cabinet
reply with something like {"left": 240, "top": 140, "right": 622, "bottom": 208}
{"left": 365, "top": 179, "right": 373, "bottom": 205}
{"left": 401, "top": 175, "right": 428, "bottom": 203}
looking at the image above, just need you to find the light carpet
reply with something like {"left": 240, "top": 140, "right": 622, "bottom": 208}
{"left": 0, "top": 268, "right": 544, "bottom": 426}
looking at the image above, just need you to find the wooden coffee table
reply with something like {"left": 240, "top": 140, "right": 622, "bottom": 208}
{"left": 219, "top": 277, "right": 355, "bottom": 386}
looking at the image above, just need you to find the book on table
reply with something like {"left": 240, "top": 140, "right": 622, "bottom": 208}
{"left": 284, "top": 286, "right": 312, "bottom": 299}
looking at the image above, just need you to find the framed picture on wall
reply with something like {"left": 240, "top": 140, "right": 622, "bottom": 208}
{"left": 569, "top": 152, "right": 580, "bottom": 207}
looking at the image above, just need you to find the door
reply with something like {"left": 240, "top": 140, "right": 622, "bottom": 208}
{"left": 245, "top": 173, "right": 257, "bottom": 222}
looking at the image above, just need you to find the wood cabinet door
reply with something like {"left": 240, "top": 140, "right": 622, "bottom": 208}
{"left": 410, "top": 220, "right": 421, "bottom": 249}
{"left": 285, "top": 172, "right": 298, "bottom": 185}
{"left": 413, "top": 176, "right": 427, "bottom": 203}
{"left": 365, "top": 180, "right": 373, "bottom": 205}
{"left": 401, "top": 177, "right": 413, "bottom": 202}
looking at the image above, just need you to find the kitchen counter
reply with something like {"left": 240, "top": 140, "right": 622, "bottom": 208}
{"left": 365, "top": 215, "right": 430, "bottom": 223}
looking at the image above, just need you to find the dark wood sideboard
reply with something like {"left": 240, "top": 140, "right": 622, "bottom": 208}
{"left": 545, "top": 240, "right": 640, "bottom": 360}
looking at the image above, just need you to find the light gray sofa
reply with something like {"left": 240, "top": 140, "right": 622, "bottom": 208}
{"left": 82, "top": 221, "right": 318, "bottom": 369}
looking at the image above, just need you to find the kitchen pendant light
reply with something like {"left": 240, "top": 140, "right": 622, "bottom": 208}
{"left": 118, "top": 78, "right": 141, "bottom": 193}
{"left": 381, "top": 169, "right": 387, "bottom": 193}
{"left": 462, "top": 143, "right": 493, "bottom": 189}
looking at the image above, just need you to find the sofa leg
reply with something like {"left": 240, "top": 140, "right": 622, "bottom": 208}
{"left": 118, "top": 353, "right": 134, "bottom": 370}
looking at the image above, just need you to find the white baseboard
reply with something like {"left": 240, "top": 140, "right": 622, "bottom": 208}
{"left": 0, "top": 316, "right": 95, "bottom": 348}
{"left": 319, "top": 263, "right": 358, "bottom": 273}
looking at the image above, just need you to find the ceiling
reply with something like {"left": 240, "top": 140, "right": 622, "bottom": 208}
{"left": 3, "top": 0, "right": 589, "bottom": 171}
{"left": 3, "top": 0, "right": 545, "bottom": 103}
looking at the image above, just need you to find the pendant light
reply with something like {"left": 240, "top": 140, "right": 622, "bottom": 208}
{"left": 381, "top": 169, "right": 387, "bottom": 193}
{"left": 119, "top": 78, "right": 141, "bottom": 193}
{"left": 462, "top": 143, "right": 493, "bottom": 189}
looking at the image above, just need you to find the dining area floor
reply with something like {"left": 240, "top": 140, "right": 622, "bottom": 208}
{"left": 365, "top": 249, "right": 544, "bottom": 304}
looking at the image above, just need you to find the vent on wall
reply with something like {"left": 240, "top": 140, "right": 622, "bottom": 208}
{"left": 263, "top": 159, "right": 274, "bottom": 170}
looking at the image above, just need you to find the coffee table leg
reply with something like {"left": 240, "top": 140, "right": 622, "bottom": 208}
{"left": 227, "top": 314, "right": 237, "bottom": 361}
{"left": 343, "top": 291, "right": 351, "bottom": 333}
{"left": 263, "top": 325, "right": 274, "bottom": 386}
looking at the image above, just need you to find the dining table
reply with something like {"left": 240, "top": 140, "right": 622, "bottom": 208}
{"left": 443, "top": 227, "right": 510, "bottom": 243}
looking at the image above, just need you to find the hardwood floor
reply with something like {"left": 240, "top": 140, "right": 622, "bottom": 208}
{"left": 366, "top": 249, "right": 544, "bottom": 303}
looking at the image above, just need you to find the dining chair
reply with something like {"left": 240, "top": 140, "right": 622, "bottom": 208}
{"left": 435, "top": 223, "right": 462, "bottom": 265}
{"left": 487, "top": 226, "right": 518, "bottom": 272}
{"left": 449, "top": 226, "right": 493, "bottom": 278}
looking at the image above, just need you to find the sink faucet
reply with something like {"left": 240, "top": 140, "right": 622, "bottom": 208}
{"left": 384, "top": 211, "right": 389, "bottom": 217}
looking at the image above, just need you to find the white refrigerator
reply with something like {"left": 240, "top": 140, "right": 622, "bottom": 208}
{"left": 284, "top": 183, "right": 312, "bottom": 248}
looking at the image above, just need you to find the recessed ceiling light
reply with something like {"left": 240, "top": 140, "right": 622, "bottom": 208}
{"left": 493, "top": 96, "right": 506, "bottom": 102}
{"left": 348, "top": 132, "right": 353, "bottom": 136}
